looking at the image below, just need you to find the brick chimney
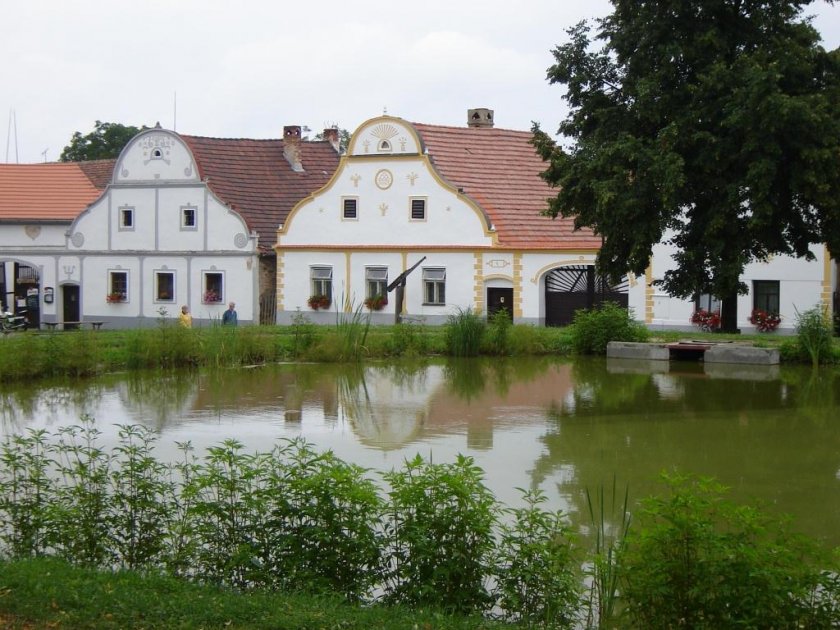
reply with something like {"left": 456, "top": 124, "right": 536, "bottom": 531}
{"left": 467, "top": 108, "right": 494, "bottom": 128}
{"left": 283, "top": 125, "right": 304, "bottom": 172}
{"left": 322, "top": 127, "right": 341, "bottom": 153}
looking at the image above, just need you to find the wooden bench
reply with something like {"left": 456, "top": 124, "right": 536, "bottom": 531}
{"left": 44, "top": 321, "right": 105, "bottom": 331}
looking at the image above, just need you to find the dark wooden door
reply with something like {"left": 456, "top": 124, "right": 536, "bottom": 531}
{"left": 62, "top": 285, "right": 80, "bottom": 329}
{"left": 487, "top": 288, "right": 513, "bottom": 320}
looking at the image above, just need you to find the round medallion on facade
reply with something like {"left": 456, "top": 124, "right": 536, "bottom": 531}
{"left": 234, "top": 233, "right": 248, "bottom": 249}
{"left": 71, "top": 232, "right": 85, "bottom": 247}
{"left": 374, "top": 169, "right": 394, "bottom": 190}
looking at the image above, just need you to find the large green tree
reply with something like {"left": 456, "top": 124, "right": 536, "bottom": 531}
{"left": 60, "top": 121, "right": 147, "bottom": 162}
{"left": 533, "top": 0, "right": 840, "bottom": 331}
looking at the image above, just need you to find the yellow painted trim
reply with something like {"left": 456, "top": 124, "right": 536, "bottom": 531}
{"left": 645, "top": 265, "right": 654, "bottom": 324}
{"left": 483, "top": 273, "right": 514, "bottom": 282}
{"left": 473, "top": 252, "right": 484, "bottom": 314}
{"left": 513, "top": 252, "right": 523, "bottom": 318}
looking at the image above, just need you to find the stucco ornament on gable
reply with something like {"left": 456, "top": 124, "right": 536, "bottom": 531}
{"left": 348, "top": 117, "right": 422, "bottom": 157}
{"left": 115, "top": 128, "right": 200, "bottom": 184}
{"left": 24, "top": 225, "right": 41, "bottom": 241}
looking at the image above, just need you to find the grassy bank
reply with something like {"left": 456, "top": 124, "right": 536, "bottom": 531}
{"left": 0, "top": 557, "right": 496, "bottom": 630}
{"left": 0, "top": 306, "right": 836, "bottom": 383}
{"left": 0, "top": 320, "right": 576, "bottom": 383}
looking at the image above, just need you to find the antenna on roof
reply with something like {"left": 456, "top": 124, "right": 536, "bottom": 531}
{"left": 41, "top": 148, "right": 48, "bottom": 163}
{"left": 173, "top": 91, "right": 177, "bottom": 131}
{"left": 5, "top": 108, "right": 19, "bottom": 164}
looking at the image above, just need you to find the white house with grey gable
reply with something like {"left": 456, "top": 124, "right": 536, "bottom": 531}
{"left": 61, "top": 126, "right": 259, "bottom": 326}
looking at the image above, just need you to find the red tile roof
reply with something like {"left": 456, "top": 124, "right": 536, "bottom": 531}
{"left": 181, "top": 136, "right": 340, "bottom": 252}
{"left": 414, "top": 123, "right": 600, "bottom": 249}
{"left": 0, "top": 163, "right": 103, "bottom": 221}
{"left": 79, "top": 159, "right": 116, "bottom": 189}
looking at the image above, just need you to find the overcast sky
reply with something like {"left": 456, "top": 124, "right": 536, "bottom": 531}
{"left": 3, "top": 0, "right": 839, "bottom": 164}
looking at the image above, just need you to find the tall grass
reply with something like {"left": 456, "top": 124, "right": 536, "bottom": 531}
{"left": 584, "top": 478, "right": 631, "bottom": 628}
{"left": 445, "top": 308, "right": 485, "bottom": 357}
{"left": 795, "top": 305, "right": 834, "bottom": 368}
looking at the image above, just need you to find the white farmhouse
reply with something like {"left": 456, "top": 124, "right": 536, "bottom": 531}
{"left": 276, "top": 111, "right": 612, "bottom": 326}
{"left": 0, "top": 125, "right": 339, "bottom": 328}
{"left": 277, "top": 110, "right": 834, "bottom": 333}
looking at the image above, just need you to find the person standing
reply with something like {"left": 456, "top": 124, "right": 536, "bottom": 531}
{"left": 179, "top": 305, "right": 192, "bottom": 328}
{"left": 222, "top": 301, "right": 238, "bottom": 326}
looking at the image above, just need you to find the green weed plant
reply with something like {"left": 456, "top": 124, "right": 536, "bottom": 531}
{"left": 570, "top": 302, "right": 649, "bottom": 355}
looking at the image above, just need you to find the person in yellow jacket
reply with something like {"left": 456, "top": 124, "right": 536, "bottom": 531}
{"left": 179, "top": 304, "right": 192, "bottom": 328}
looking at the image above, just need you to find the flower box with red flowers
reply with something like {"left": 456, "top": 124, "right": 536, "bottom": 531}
{"left": 690, "top": 309, "right": 721, "bottom": 332}
{"left": 307, "top": 294, "right": 331, "bottom": 310}
{"left": 749, "top": 308, "right": 781, "bottom": 332}
{"left": 364, "top": 295, "right": 388, "bottom": 311}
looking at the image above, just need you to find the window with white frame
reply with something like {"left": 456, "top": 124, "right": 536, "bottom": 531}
{"left": 155, "top": 271, "right": 175, "bottom": 302}
{"left": 342, "top": 197, "right": 358, "bottom": 220}
{"left": 119, "top": 206, "right": 135, "bottom": 230}
{"left": 181, "top": 205, "right": 198, "bottom": 230}
{"left": 203, "top": 271, "right": 223, "bottom": 304}
{"left": 366, "top": 267, "right": 388, "bottom": 299}
{"left": 423, "top": 268, "right": 446, "bottom": 305}
{"left": 310, "top": 266, "right": 332, "bottom": 298}
{"left": 410, "top": 198, "right": 427, "bottom": 221}
{"left": 108, "top": 270, "right": 128, "bottom": 302}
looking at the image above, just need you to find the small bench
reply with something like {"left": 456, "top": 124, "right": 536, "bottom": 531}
{"left": 44, "top": 321, "right": 105, "bottom": 331}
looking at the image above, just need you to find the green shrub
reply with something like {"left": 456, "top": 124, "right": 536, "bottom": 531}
{"left": 796, "top": 305, "right": 834, "bottom": 367}
{"left": 382, "top": 454, "right": 498, "bottom": 615}
{"left": 619, "top": 473, "right": 838, "bottom": 628}
{"left": 494, "top": 489, "right": 581, "bottom": 628}
{"left": 444, "top": 308, "right": 485, "bottom": 357}
{"left": 569, "top": 302, "right": 649, "bottom": 355}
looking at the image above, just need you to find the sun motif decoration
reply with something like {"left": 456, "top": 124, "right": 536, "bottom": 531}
{"left": 375, "top": 169, "right": 394, "bottom": 190}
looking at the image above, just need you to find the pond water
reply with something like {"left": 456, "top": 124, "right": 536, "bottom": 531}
{"left": 2, "top": 357, "right": 839, "bottom": 546}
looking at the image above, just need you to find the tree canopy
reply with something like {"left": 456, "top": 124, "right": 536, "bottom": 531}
{"left": 533, "top": 0, "right": 840, "bottom": 330}
{"left": 60, "top": 121, "right": 147, "bottom": 162}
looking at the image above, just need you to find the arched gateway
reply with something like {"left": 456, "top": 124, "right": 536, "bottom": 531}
{"left": 544, "top": 265, "right": 628, "bottom": 327}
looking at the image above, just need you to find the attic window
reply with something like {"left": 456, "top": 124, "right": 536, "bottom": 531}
{"left": 377, "top": 140, "right": 391, "bottom": 152}
{"left": 181, "top": 205, "right": 198, "bottom": 230}
{"left": 151, "top": 148, "right": 163, "bottom": 159}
